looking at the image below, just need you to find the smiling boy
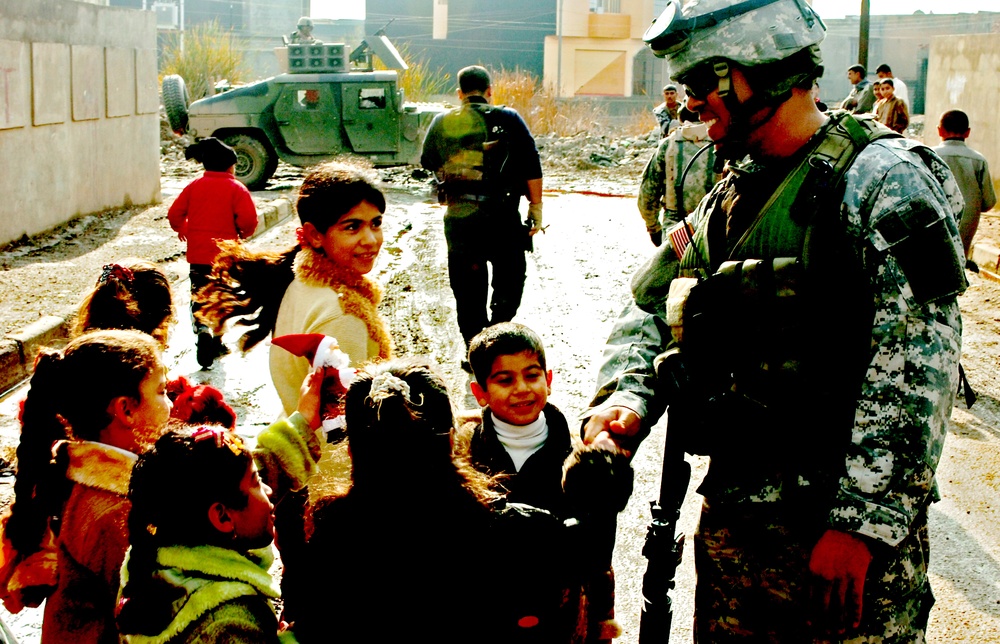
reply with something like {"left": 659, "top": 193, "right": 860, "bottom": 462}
{"left": 460, "top": 322, "right": 571, "bottom": 514}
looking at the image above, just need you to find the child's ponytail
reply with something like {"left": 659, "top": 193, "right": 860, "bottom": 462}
{"left": 194, "top": 240, "right": 299, "bottom": 351}
{"left": 8, "top": 330, "right": 162, "bottom": 556}
{"left": 7, "top": 350, "right": 73, "bottom": 556}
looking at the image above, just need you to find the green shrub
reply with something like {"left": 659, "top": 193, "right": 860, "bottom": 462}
{"left": 374, "top": 42, "right": 452, "bottom": 102}
{"left": 160, "top": 21, "right": 250, "bottom": 101}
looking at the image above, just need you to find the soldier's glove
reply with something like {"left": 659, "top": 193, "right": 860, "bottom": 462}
{"left": 649, "top": 230, "right": 663, "bottom": 247}
{"left": 527, "top": 202, "right": 543, "bottom": 234}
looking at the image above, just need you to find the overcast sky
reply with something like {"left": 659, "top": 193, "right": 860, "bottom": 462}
{"left": 810, "top": 0, "right": 997, "bottom": 19}
{"left": 308, "top": 0, "right": 995, "bottom": 22}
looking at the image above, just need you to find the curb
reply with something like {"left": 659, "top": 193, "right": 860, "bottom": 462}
{"left": 0, "top": 197, "right": 293, "bottom": 397}
{"left": 971, "top": 241, "right": 1000, "bottom": 284}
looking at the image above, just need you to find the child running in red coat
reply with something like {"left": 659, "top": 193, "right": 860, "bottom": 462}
{"left": 168, "top": 137, "right": 258, "bottom": 369}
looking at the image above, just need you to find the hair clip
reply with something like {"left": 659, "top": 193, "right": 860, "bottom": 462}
{"left": 98, "top": 263, "right": 134, "bottom": 285}
{"left": 191, "top": 426, "right": 246, "bottom": 456}
{"left": 295, "top": 227, "right": 309, "bottom": 250}
{"left": 366, "top": 372, "right": 414, "bottom": 419}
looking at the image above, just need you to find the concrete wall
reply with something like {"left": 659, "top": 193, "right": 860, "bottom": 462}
{"left": 0, "top": 0, "right": 160, "bottom": 247}
{"left": 925, "top": 33, "right": 1000, "bottom": 196}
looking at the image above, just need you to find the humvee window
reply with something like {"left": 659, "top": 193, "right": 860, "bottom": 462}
{"left": 359, "top": 88, "right": 386, "bottom": 110}
{"left": 298, "top": 89, "right": 322, "bottom": 109}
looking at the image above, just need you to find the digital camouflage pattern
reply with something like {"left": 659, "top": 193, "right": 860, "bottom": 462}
{"left": 651, "top": 0, "right": 826, "bottom": 79}
{"left": 584, "top": 131, "right": 966, "bottom": 639}
{"left": 637, "top": 121, "right": 719, "bottom": 234}
{"left": 695, "top": 502, "right": 933, "bottom": 643}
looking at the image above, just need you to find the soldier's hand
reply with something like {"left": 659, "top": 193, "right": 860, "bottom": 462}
{"left": 527, "top": 202, "right": 543, "bottom": 236}
{"left": 649, "top": 230, "right": 663, "bottom": 247}
{"left": 582, "top": 406, "right": 642, "bottom": 457}
{"left": 807, "top": 529, "right": 872, "bottom": 635}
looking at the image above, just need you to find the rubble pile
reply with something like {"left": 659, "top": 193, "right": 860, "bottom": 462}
{"left": 535, "top": 130, "right": 659, "bottom": 172}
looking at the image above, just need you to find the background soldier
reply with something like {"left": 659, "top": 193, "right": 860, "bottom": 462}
{"left": 289, "top": 17, "right": 319, "bottom": 45}
{"left": 583, "top": 0, "right": 967, "bottom": 640}
{"left": 652, "top": 84, "right": 682, "bottom": 138}
{"left": 420, "top": 66, "right": 543, "bottom": 368}
{"left": 637, "top": 106, "right": 719, "bottom": 246}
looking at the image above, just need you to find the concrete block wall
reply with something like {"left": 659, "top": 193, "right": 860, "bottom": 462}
{"left": 925, "top": 34, "right": 1000, "bottom": 197}
{"left": 0, "top": 0, "right": 160, "bottom": 246}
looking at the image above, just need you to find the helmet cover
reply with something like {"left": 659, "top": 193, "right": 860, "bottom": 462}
{"left": 644, "top": 0, "right": 826, "bottom": 79}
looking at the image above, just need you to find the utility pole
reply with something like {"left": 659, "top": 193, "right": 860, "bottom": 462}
{"left": 556, "top": 0, "right": 563, "bottom": 98}
{"left": 858, "top": 0, "right": 870, "bottom": 69}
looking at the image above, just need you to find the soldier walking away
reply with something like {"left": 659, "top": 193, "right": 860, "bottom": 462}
{"left": 288, "top": 17, "right": 319, "bottom": 45}
{"left": 933, "top": 109, "right": 997, "bottom": 271}
{"left": 638, "top": 105, "right": 720, "bottom": 246}
{"left": 582, "top": 0, "right": 968, "bottom": 641}
{"left": 420, "top": 65, "right": 544, "bottom": 370}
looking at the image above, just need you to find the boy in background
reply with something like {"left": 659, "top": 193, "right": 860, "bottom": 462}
{"left": 875, "top": 78, "right": 909, "bottom": 134}
{"left": 933, "top": 109, "right": 997, "bottom": 270}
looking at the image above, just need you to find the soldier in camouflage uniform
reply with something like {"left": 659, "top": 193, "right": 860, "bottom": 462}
{"left": 637, "top": 106, "right": 720, "bottom": 246}
{"left": 289, "top": 17, "right": 320, "bottom": 45}
{"left": 582, "top": 0, "right": 968, "bottom": 641}
{"left": 653, "top": 85, "right": 682, "bottom": 138}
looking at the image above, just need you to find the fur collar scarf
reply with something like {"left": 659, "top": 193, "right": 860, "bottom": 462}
{"left": 119, "top": 545, "right": 278, "bottom": 644}
{"left": 63, "top": 440, "right": 137, "bottom": 496}
{"left": 294, "top": 247, "right": 393, "bottom": 360}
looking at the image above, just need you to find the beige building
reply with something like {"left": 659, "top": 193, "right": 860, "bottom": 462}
{"left": 543, "top": 0, "right": 655, "bottom": 97}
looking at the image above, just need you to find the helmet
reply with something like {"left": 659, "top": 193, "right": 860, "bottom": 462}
{"left": 644, "top": 0, "right": 825, "bottom": 79}
{"left": 297, "top": 16, "right": 314, "bottom": 29}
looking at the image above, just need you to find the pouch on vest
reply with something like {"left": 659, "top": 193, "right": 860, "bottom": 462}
{"left": 868, "top": 187, "right": 967, "bottom": 306}
{"left": 439, "top": 104, "right": 510, "bottom": 199}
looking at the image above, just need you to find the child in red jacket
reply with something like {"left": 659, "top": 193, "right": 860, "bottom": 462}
{"left": 168, "top": 137, "right": 258, "bottom": 368}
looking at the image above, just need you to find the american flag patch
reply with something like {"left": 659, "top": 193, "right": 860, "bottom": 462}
{"left": 667, "top": 221, "right": 693, "bottom": 260}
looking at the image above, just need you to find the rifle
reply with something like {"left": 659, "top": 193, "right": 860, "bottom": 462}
{"left": 638, "top": 348, "right": 693, "bottom": 643}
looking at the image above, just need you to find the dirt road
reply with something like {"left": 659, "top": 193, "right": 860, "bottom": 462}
{"left": 0, "top": 160, "right": 998, "bottom": 642}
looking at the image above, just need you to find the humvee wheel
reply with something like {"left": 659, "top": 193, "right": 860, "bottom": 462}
{"left": 162, "top": 75, "right": 189, "bottom": 134}
{"left": 223, "top": 134, "right": 277, "bottom": 191}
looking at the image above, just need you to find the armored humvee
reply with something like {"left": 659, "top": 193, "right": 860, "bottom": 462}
{"left": 162, "top": 33, "right": 448, "bottom": 190}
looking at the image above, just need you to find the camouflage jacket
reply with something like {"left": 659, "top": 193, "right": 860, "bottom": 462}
{"left": 637, "top": 122, "right": 719, "bottom": 234}
{"left": 585, "top": 121, "right": 966, "bottom": 547}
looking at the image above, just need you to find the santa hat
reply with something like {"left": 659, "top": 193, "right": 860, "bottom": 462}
{"left": 271, "top": 334, "right": 350, "bottom": 370}
{"left": 272, "top": 334, "right": 356, "bottom": 438}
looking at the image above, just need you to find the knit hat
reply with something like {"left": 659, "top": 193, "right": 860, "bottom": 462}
{"left": 271, "top": 334, "right": 356, "bottom": 438}
{"left": 185, "top": 137, "right": 238, "bottom": 172}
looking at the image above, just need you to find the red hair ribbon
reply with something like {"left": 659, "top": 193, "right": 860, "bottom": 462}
{"left": 98, "top": 264, "right": 134, "bottom": 285}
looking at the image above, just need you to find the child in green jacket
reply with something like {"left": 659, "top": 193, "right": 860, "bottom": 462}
{"left": 116, "top": 395, "right": 322, "bottom": 644}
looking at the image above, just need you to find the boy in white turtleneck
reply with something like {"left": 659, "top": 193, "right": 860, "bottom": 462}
{"left": 460, "top": 322, "right": 573, "bottom": 516}
{"left": 459, "top": 323, "right": 623, "bottom": 642}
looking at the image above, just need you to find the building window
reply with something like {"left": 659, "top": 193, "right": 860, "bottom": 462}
{"left": 591, "top": 0, "right": 622, "bottom": 13}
